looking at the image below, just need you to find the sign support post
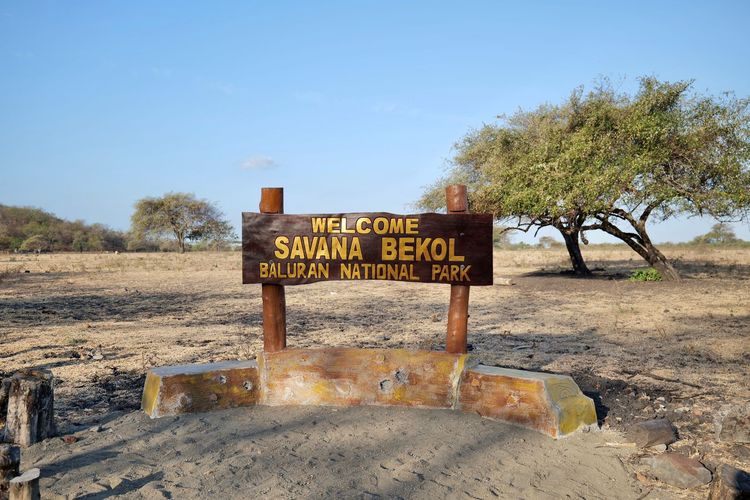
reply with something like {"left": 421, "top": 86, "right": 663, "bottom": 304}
{"left": 445, "top": 185, "right": 470, "bottom": 354}
{"left": 260, "top": 187, "right": 287, "bottom": 352}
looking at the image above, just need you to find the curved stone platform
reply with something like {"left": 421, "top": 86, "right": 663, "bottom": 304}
{"left": 142, "top": 348, "right": 597, "bottom": 439}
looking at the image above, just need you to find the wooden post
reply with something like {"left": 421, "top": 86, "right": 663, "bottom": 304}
{"left": 0, "top": 444, "right": 21, "bottom": 500}
{"left": 8, "top": 469, "right": 40, "bottom": 500}
{"left": 445, "top": 185, "right": 470, "bottom": 354}
{"left": 260, "top": 187, "right": 287, "bottom": 353}
{"left": 2, "top": 370, "right": 55, "bottom": 447}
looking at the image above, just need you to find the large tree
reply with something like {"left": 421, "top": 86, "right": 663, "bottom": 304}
{"left": 420, "top": 78, "right": 750, "bottom": 280}
{"left": 130, "top": 193, "right": 235, "bottom": 253}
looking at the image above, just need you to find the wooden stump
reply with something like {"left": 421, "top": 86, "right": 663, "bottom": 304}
{"left": 8, "top": 469, "right": 40, "bottom": 500}
{"left": 2, "top": 370, "right": 55, "bottom": 447}
{"left": 0, "top": 378, "right": 11, "bottom": 428}
{"left": 0, "top": 444, "right": 21, "bottom": 500}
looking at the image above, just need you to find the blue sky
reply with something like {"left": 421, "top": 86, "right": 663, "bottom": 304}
{"left": 2, "top": 1, "right": 749, "bottom": 243}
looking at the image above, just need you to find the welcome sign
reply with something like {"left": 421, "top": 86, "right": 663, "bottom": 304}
{"left": 242, "top": 212, "right": 493, "bottom": 286}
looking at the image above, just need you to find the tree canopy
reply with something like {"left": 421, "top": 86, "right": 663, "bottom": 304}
{"left": 130, "top": 193, "right": 235, "bottom": 253}
{"left": 420, "top": 77, "right": 750, "bottom": 279}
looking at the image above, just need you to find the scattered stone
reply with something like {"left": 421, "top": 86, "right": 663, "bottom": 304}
{"left": 650, "top": 444, "right": 667, "bottom": 452}
{"left": 138, "top": 482, "right": 168, "bottom": 498}
{"left": 91, "top": 351, "right": 104, "bottom": 361}
{"left": 107, "top": 476, "right": 125, "bottom": 490}
{"left": 642, "top": 453, "right": 712, "bottom": 489}
{"left": 627, "top": 419, "right": 678, "bottom": 448}
{"left": 62, "top": 435, "right": 78, "bottom": 444}
{"left": 495, "top": 278, "right": 514, "bottom": 286}
{"left": 709, "top": 464, "right": 750, "bottom": 500}
{"left": 89, "top": 425, "right": 103, "bottom": 433}
{"left": 719, "top": 404, "right": 750, "bottom": 444}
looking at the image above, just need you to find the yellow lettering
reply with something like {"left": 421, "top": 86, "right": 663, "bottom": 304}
{"left": 376, "top": 264, "right": 386, "bottom": 279}
{"left": 311, "top": 217, "right": 326, "bottom": 232}
{"left": 331, "top": 237, "right": 345, "bottom": 259}
{"left": 459, "top": 265, "right": 471, "bottom": 281}
{"left": 450, "top": 265, "right": 459, "bottom": 281}
{"left": 303, "top": 236, "right": 316, "bottom": 258}
{"left": 327, "top": 218, "right": 340, "bottom": 233}
{"left": 341, "top": 217, "right": 356, "bottom": 234}
{"left": 398, "top": 237, "right": 414, "bottom": 261}
{"left": 349, "top": 237, "right": 363, "bottom": 260}
{"left": 381, "top": 238, "right": 397, "bottom": 261}
{"left": 388, "top": 218, "right": 404, "bottom": 233}
{"left": 259, "top": 262, "right": 269, "bottom": 278}
{"left": 290, "top": 237, "right": 305, "bottom": 259}
{"left": 415, "top": 238, "right": 431, "bottom": 261}
{"left": 356, "top": 217, "right": 371, "bottom": 234}
{"left": 431, "top": 238, "right": 447, "bottom": 260}
{"left": 315, "top": 238, "right": 330, "bottom": 259}
{"left": 432, "top": 264, "right": 441, "bottom": 280}
{"left": 373, "top": 217, "right": 388, "bottom": 234}
{"left": 318, "top": 263, "right": 329, "bottom": 279}
{"left": 406, "top": 218, "right": 419, "bottom": 235}
{"left": 448, "top": 238, "right": 465, "bottom": 262}
{"left": 409, "top": 264, "right": 419, "bottom": 281}
{"left": 274, "top": 236, "right": 290, "bottom": 259}
{"left": 439, "top": 265, "right": 450, "bottom": 281}
{"left": 387, "top": 264, "right": 398, "bottom": 280}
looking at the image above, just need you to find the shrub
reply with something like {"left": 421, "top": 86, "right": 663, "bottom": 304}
{"left": 629, "top": 268, "right": 662, "bottom": 282}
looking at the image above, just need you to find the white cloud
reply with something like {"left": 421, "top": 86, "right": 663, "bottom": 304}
{"left": 241, "top": 155, "right": 279, "bottom": 171}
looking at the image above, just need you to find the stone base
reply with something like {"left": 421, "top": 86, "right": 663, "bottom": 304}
{"left": 458, "top": 366, "right": 597, "bottom": 438}
{"left": 142, "top": 360, "right": 260, "bottom": 418}
{"left": 142, "top": 348, "right": 597, "bottom": 438}
{"left": 260, "top": 348, "right": 466, "bottom": 409}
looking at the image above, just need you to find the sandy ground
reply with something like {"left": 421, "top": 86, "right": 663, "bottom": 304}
{"left": 1, "top": 247, "right": 749, "bottom": 499}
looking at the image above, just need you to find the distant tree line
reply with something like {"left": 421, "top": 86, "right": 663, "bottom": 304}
{"left": 0, "top": 193, "right": 236, "bottom": 253}
{"left": 0, "top": 205, "right": 126, "bottom": 252}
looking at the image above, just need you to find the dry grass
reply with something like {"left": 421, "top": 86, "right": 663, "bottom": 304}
{"left": 0, "top": 246, "right": 748, "bottom": 484}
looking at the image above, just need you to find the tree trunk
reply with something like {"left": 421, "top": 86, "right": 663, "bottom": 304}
{"left": 596, "top": 220, "right": 682, "bottom": 281}
{"left": 560, "top": 230, "right": 591, "bottom": 276}
{"left": 3, "top": 370, "right": 56, "bottom": 447}
{"left": 644, "top": 243, "right": 681, "bottom": 281}
{"left": 9, "top": 468, "right": 40, "bottom": 500}
{"left": 0, "top": 444, "right": 21, "bottom": 500}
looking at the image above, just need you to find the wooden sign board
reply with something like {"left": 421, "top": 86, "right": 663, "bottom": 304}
{"left": 242, "top": 212, "right": 493, "bottom": 286}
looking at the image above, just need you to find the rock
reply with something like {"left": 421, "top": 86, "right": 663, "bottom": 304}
{"left": 709, "top": 464, "right": 750, "bottom": 500}
{"left": 495, "top": 278, "right": 514, "bottom": 286}
{"left": 732, "top": 445, "right": 750, "bottom": 461}
{"left": 642, "top": 453, "right": 712, "bottom": 489}
{"left": 719, "top": 405, "right": 750, "bottom": 443}
{"left": 627, "top": 419, "right": 678, "bottom": 448}
{"left": 62, "top": 435, "right": 78, "bottom": 444}
{"left": 107, "top": 476, "right": 125, "bottom": 489}
{"left": 89, "top": 425, "right": 103, "bottom": 433}
{"left": 650, "top": 444, "right": 667, "bottom": 452}
{"left": 138, "top": 482, "right": 168, "bottom": 498}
